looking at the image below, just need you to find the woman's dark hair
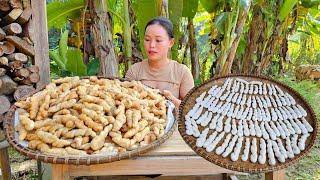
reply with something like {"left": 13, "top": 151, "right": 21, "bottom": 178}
{"left": 145, "top": 16, "right": 174, "bottom": 39}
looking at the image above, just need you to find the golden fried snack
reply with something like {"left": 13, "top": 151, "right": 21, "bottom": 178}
{"left": 79, "top": 114, "right": 103, "bottom": 132}
{"left": 91, "top": 124, "right": 113, "bottom": 150}
{"left": 19, "top": 113, "right": 34, "bottom": 131}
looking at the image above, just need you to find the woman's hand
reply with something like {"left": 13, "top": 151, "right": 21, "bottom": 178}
{"left": 162, "top": 90, "right": 181, "bottom": 108}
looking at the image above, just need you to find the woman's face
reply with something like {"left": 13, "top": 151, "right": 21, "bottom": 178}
{"left": 144, "top": 24, "right": 174, "bottom": 61}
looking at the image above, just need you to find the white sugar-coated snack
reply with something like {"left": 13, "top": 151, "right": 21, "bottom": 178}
{"left": 232, "top": 105, "right": 240, "bottom": 119}
{"left": 301, "top": 117, "right": 313, "bottom": 132}
{"left": 196, "top": 92, "right": 207, "bottom": 102}
{"left": 246, "top": 96, "right": 252, "bottom": 107}
{"left": 296, "top": 104, "right": 307, "bottom": 117}
{"left": 269, "top": 96, "right": 278, "bottom": 107}
{"left": 256, "top": 96, "right": 263, "bottom": 109}
{"left": 232, "top": 93, "right": 240, "bottom": 103}
{"left": 275, "top": 108, "right": 284, "bottom": 121}
{"left": 208, "top": 85, "right": 217, "bottom": 95}
{"left": 231, "top": 119, "right": 238, "bottom": 135}
{"left": 291, "top": 134, "right": 301, "bottom": 155}
{"left": 215, "top": 134, "right": 232, "bottom": 155}
{"left": 298, "top": 133, "right": 310, "bottom": 151}
{"left": 236, "top": 93, "right": 243, "bottom": 105}
{"left": 269, "top": 121, "right": 280, "bottom": 137}
{"left": 280, "top": 96, "right": 287, "bottom": 107}
{"left": 285, "top": 137, "right": 295, "bottom": 159}
{"left": 196, "top": 111, "right": 208, "bottom": 124}
{"left": 209, "top": 114, "right": 220, "bottom": 130}
{"left": 279, "top": 107, "right": 288, "bottom": 120}
{"left": 284, "top": 119, "right": 296, "bottom": 135}
{"left": 240, "top": 94, "right": 247, "bottom": 106}
{"left": 285, "top": 92, "right": 296, "bottom": 105}
{"left": 224, "top": 117, "right": 232, "bottom": 133}
{"left": 267, "top": 84, "right": 273, "bottom": 96}
{"left": 227, "top": 103, "right": 235, "bottom": 117}
{"left": 212, "top": 87, "right": 221, "bottom": 97}
{"left": 244, "top": 83, "right": 249, "bottom": 94}
{"left": 249, "top": 120, "right": 256, "bottom": 137}
{"left": 231, "top": 136, "right": 244, "bottom": 161}
{"left": 249, "top": 84, "right": 254, "bottom": 94}
{"left": 247, "top": 107, "right": 253, "bottom": 120}
{"left": 283, "top": 95, "right": 292, "bottom": 106}
{"left": 222, "top": 135, "right": 239, "bottom": 158}
{"left": 201, "top": 95, "right": 212, "bottom": 107}
{"left": 274, "top": 94, "right": 283, "bottom": 107}
{"left": 217, "top": 101, "right": 228, "bottom": 114}
{"left": 271, "top": 84, "right": 278, "bottom": 96}
{"left": 220, "top": 90, "right": 230, "bottom": 101}
{"left": 263, "top": 83, "right": 268, "bottom": 95}
{"left": 287, "top": 106, "right": 298, "bottom": 119}
{"left": 226, "top": 79, "right": 233, "bottom": 91}
{"left": 201, "top": 111, "right": 213, "bottom": 127}
{"left": 204, "top": 96, "right": 216, "bottom": 108}
{"left": 260, "top": 122, "right": 270, "bottom": 140}
{"left": 260, "top": 96, "right": 268, "bottom": 108}
{"left": 236, "top": 106, "right": 244, "bottom": 120}
{"left": 203, "top": 131, "right": 218, "bottom": 148}
{"left": 206, "top": 132, "right": 225, "bottom": 152}
{"left": 252, "top": 96, "right": 257, "bottom": 109}
{"left": 196, "top": 128, "right": 209, "bottom": 147}
{"left": 292, "top": 105, "right": 303, "bottom": 118}
{"left": 216, "top": 115, "right": 225, "bottom": 132}
{"left": 275, "top": 85, "right": 284, "bottom": 96}
{"left": 243, "top": 120, "right": 250, "bottom": 137}
{"left": 265, "top": 121, "right": 277, "bottom": 140}
{"left": 265, "top": 95, "right": 272, "bottom": 107}
{"left": 239, "top": 82, "right": 244, "bottom": 94}
{"left": 267, "top": 139, "right": 276, "bottom": 165}
{"left": 191, "top": 118, "right": 201, "bottom": 137}
{"left": 187, "top": 102, "right": 200, "bottom": 118}
{"left": 237, "top": 120, "right": 244, "bottom": 137}
{"left": 276, "top": 138, "right": 288, "bottom": 159}
{"left": 258, "top": 138, "right": 267, "bottom": 164}
{"left": 193, "top": 106, "right": 204, "bottom": 120}
{"left": 208, "top": 98, "right": 219, "bottom": 112}
{"left": 275, "top": 121, "right": 287, "bottom": 139}
{"left": 212, "top": 101, "right": 223, "bottom": 113}
{"left": 271, "top": 108, "right": 278, "bottom": 121}
{"left": 254, "top": 120, "right": 262, "bottom": 138}
{"left": 289, "top": 119, "right": 302, "bottom": 135}
{"left": 226, "top": 92, "right": 235, "bottom": 102}
{"left": 241, "top": 138, "right": 251, "bottom": 161}
{"left": 258, "top": 84, "right": 263, "bottom": 95}
{"left": 221, "top": 103, "right": 232, "bottom": 116}
{"left": 283, "top": 106, "right": 293, "bottom": 120}
{"left": 216, "top": 87, "right": 226, "bottom": 99}
{"left": 253, "top": 85, "right": 259, "bottom": 95}
{"left": 265, "top": 108, "right": 271, "bottom": 122}
{"left": 272, "top": 140, "right": 285, "bottom": 163}
{"left": 279, "top": 120, "right": 291, "bottom": 137}
{"left": 250, "top": 138, "right": 258, "bottom": 163}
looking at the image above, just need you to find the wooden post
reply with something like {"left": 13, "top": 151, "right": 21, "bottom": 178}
{"left": 30, "top": 0, "right": 50, "bottom": 88}
{"left": 0, "top": 140, "right": 11, "bottom": 180}
{"left": 265, "top": 170, "right": 285, "bottom": 180}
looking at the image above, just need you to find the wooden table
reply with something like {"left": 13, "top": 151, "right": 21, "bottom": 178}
{"left": 51, "top": 129, "right": 285, "bottom": 180}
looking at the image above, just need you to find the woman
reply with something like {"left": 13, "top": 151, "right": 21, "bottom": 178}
{"left": 125, "top": 17, "right": 194, "bottom": 108}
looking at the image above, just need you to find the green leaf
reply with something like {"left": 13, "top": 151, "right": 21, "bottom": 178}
{"left": 200, "top": 0, "right": 220, "bottom": 13}
{"left": 215, "top": 12, "right": 229, "bottom": 34}
{"left": 182, "top": 0, "right": 199, "bottom": 19}
{"left": 47, "top": 0, "right": 85, "bottom": 29}
{"left": 194, "top": 79, "right": 202, "bottom": 86}
{"left": 59, "top": 30, "right": 69, "bottom": 64}
{"left": 65, "top": 48, "right": 87, "bottom": 76}
{"left": 278, "top": 0, "right": 298, "bottom": 21}
{"left": 49, "top": 49, "right": 66, "bottom": 70}
{"left": 132, "top": 0, "right": 158, "bottom": 57}
{"left": 87, "top": 57, "right": 100, "bottom": 76}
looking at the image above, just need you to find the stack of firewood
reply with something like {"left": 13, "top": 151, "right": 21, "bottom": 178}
{"left": 0, "top": 0, "right": 39, "bottom": 118}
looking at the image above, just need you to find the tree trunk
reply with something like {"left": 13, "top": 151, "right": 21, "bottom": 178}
{"left": 123, "top": 0, "right": 132, "bottom": 73}
{"left": 220, "top": 2, "right": 251, "bottom": 76}
{"left": 187, "top": 18, "right": 200, "bottom": 80}
{"left": 90, "top": 0, "right": 119, "bottom": 77}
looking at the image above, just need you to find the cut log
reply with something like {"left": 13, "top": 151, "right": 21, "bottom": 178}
{"left": 0, "top": 1, "right": 10, "bottom": 12}
{"left": 28, "top": 72, "right": 39, "bottom": 83}
{"left": 14, "top": 68, "right": 29, "bottom": 78}
{"left": 0, "top": 46, "right": 4, "bottom": 57}
{"left": 0, "top": 28, "right": 6, "bottom": 41}
{"left": 6, "top": 36, "right": 34, "bottom": 56}
{"left": 0, "top": 75, "right": 17, "bottom": 95}
{"left": 22, "top": 0, "right": 31, "bottom": 9}
{"left": 0, "top": 95, "right": 10, "bottom": 114}
{"left": 7, "top": 53, "right": 28, "bottom": 63}
{"left": 9, "top": 0, "right": 23, "bottom": 9}
{"left": 27, "top": 65, "right": 39, "bottom": 73}
{"left": 0, "top": 57, "right": 8, "bottom": 66}
{"left": 2, "top": 41, "right": 15, "bottom": 55}
{"left": 17, "top": 8, "right": 31, "bottom": 24}
{"left": 13, "top": 76, "right": 23, "bottom": 82}
{"left": 22, "top": 21, "right": 34, "bottom": 43}
{"left": 2, "top": 8, "right": 23, "bottom": 25}
{"left": 0, "top": 68, "right": 6, "bottom": 76}
{"left": 13, "top": 85, "right": 34, "bottom": 101}
{"left": 8, "top": 60, "right": 22, "bottom": 69}
{"left": 22, "top": 37, "right": 33, "bottom": 45}
{"left": 3, "top": 23, "right": 22, "bottom": 35}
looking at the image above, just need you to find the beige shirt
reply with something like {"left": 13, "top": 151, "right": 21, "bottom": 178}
{"left": 125, "top": 60, "right": 194, "bottom": 99}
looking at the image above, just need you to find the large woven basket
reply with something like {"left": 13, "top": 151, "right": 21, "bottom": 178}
{"left": 4, "top": 77, "right": 177, "bottom": 165}
{"left": 178, "top": 74, "right": 318, "bottom": 173}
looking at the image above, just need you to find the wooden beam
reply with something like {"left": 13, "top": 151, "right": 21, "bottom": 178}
{"left": 30, "top": 0, "right": 50, "bottom": 88}
{"left": 265, "top": 170, "right": 285, "bottom": 180}
{"left": 0, "top": 143, "right": 12, "bottom": 180}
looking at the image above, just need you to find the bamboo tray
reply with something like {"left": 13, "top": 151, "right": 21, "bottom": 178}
{"left": 4, "top": 77, "right": 177, "bottom": 165}
{"left": 178, "top": 74, "right": 318, "bottom": 173}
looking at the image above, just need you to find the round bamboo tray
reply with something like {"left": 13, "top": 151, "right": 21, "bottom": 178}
{"left": 178, "top": 74, "right": 318, "bottom": 173}
{"left": 4, "top": 77, "right": 177, "bottom": 165}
